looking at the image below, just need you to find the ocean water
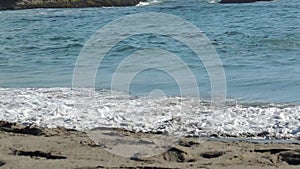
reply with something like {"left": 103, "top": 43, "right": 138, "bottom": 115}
{"left": 0, "top": 0, "right": 299, "bottom": 139}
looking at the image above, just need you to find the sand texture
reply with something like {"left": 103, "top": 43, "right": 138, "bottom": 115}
{"left": 0, "top": 121, "right": 299, "bottom": 169}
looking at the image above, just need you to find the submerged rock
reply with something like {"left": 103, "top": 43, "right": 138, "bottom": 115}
{"left": 0, "top": 0, "right": 145, "bottom": 10}
{"left": 220, "top": 0, "right": 273, "bottom": 3}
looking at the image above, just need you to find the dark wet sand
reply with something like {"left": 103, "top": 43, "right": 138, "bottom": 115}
{"left": 0, "top": 121, "right": 299, "bottom": 169}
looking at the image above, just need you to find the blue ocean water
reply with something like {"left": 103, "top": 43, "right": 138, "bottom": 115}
{"left": 0, "top": 0, "right": 299, "bottom": 103}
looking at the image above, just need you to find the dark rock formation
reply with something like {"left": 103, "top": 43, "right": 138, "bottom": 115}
{"left": 0, "top": 0, "right": 145, "bottom": 10}
{"left": 220, "top": 0, "right": 273, "bottom": 3}
{"left": 279, "top": 151, "right": 300, "bottom": 165}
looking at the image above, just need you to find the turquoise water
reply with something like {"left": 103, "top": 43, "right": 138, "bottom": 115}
{"left": 0, "top": 0, "right": 299, "bottom": 103}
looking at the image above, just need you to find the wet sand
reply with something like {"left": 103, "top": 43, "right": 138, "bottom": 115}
{"left": 0, "top": 121, "right": 299, "bottom": 169}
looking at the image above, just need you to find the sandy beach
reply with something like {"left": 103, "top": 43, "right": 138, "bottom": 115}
{"left": 0, "top": 120, "right": 299, "bottom": 169}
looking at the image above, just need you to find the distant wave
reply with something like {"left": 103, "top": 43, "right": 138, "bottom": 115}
{"left": 136, "top": 0, "right": 164, "bottom": 6}
{"left": 208, "top": 0, "right": 221, "bottom": 3}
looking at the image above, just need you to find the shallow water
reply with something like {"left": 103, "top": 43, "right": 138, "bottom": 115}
{"left": 0, "top": 0, "right": 299, "bottom": 103}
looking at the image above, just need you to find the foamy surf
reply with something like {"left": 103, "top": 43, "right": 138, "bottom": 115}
{"left": 0, "top": 88, "right": 299, "bottom": 139}
{"left": 208, "top": 0, "right": 222, "bottom": 3}
{"left": 136, "top": 0, "right": 162, "bottom": 6}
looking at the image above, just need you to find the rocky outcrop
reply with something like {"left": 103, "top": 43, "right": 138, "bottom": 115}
{"left": 220, "top": 0, "right": 273, "bottom": 3}
{"left": 0, "top": 0, "right": 145, "bottom": 10}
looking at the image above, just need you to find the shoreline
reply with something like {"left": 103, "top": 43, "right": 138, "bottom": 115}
{"left": 0, "top": 88, "right": 299, "bottom": 140}
{"left": 0, "top": 0, "right": 145, "bottom": 10}
{"left": 0, "top": 120, "right": 299, "bottom": 168}
{"left": 1, "top": 120, "right": 299, "bottom": 143}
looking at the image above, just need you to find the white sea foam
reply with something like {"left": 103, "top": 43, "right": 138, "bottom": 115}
{"left": 0, "top": 88, "right": 299, "bottom": 139}
{"left": 136, "top": 0, "right": 162, "bottom": 6}
{"left": 207, "top": 0, "right": 221, "bottom": 4}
